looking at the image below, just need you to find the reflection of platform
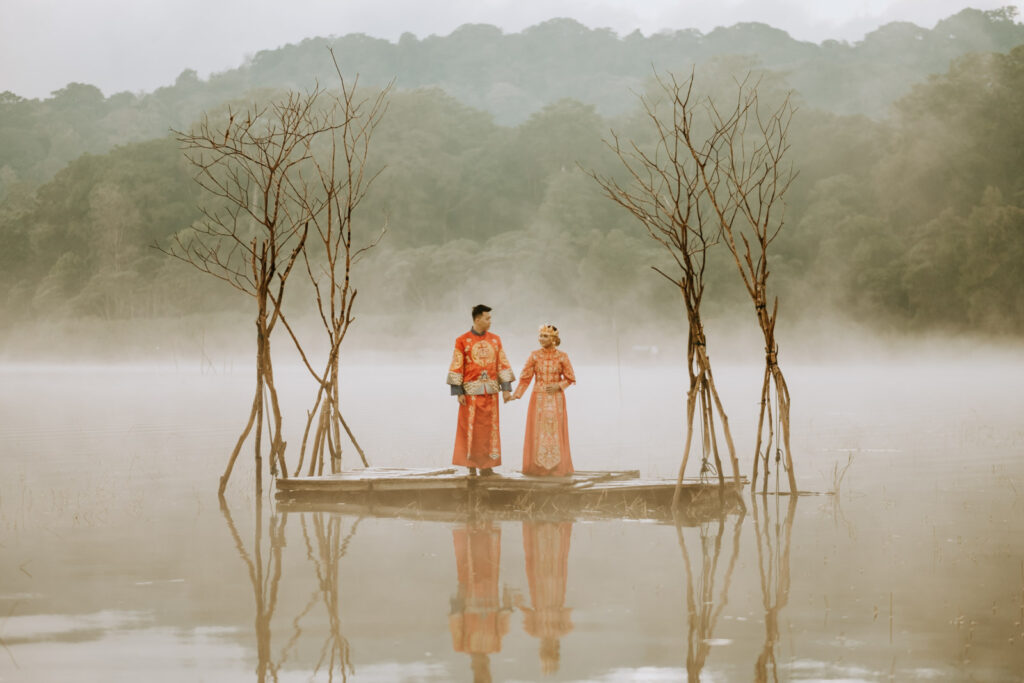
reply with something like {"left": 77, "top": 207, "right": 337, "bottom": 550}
{"left": 275, "top": 468, "right": 745, "bottom": 522}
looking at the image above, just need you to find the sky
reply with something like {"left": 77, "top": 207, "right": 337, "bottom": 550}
{"left": 1, "top": 0, "right": 1021, "bottom": 99}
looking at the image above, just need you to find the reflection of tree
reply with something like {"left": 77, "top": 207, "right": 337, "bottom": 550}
{"left": 220, "top": 500, "right": 361, "bottom": 682}
{"left": 753, "top": 495, "right": 797, "bottom": 683}
{"left": 449, "top": 519, "right": 511, "bottom": 683}
{"left": 219, "top": 497, "right": 286, "bottom": 683}
{"left": 517, "top": 520, "right": 574, "bottom": 676}
{"left": 676, "top": 510, "right": 744, "bottom": 681}
{"left": 299, "top": 512, "right": 362, "bottom": 682}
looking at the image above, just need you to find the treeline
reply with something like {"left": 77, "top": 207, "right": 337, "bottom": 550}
{"left": 2, "top": 8, "right": 1023, "bottom": 200}
{"left": 1, "top": 42, "right": 1022, "bottom": 347}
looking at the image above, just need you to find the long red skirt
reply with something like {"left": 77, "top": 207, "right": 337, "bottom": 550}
{"left": 449, "top": 523, "right": 507, "bottom": 654}
{"left": 522, "top": 390, "right": 573, "bottom": 476}
{"left": 452, "top": 394, "right": 502, "bottom": 469}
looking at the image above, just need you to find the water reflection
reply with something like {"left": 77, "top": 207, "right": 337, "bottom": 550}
{"left": 218, "top": 496, "right": 802, "bottom": 681}
{"left": 449, "top": 518, "right": 511, "bottom": 683}
{"left": 4, "top": 363, "right": 1023, "bottom": 679}
{"left": 220, "top": 499, "right": 361, "bottom": 682}
{"left": 753, "top": 495, "right": 797, "bottom": 683}
{"left": 298, "top": 512, "right": 362, "bottom": 680}
{"left": 219, "top": 498, "right": 285, "bottom": 682}
{"left": 518, "top": 520, "right": 574, "bottom": 675}
{"left": 676, "top": 508, "right": 744, "bottom": 681}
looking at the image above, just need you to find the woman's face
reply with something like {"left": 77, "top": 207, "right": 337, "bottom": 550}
{"left": 538, "top": 331, "right": 555, "bottom": 348}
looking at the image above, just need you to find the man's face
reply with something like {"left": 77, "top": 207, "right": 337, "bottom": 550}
{"left": 474, "top": 311, "right": 492, "bottom": 332}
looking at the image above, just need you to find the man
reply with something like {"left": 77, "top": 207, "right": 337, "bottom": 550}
{"left": 449, "top": 520, "right": 511, "bottom": 682}
{"left": 447, "top": 304, "right": 514, "bottom": 476}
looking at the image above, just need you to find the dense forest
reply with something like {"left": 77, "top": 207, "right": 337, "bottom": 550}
{"left": 1, "top": 7, "right": 1022, "bottom": 357}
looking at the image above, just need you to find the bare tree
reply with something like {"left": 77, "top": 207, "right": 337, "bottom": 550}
{"left": 598, "top": 69, "right": 799, "bottom": 497}
{"left": 300, "top": 512, "right": 362, "bottom": 680}
{"left": 282, "top": 55, "right": 392, "bottom": 477}
{"left": 166, "top": 87, "right": 346, "bottom": 495}
{"left": 692, "top": 78, "right": 799, "bottom": 495}
{"left": 676, "top": 510, "right": 744, "bottom": 681}
{"left": 591, "top": 71, "right": 743, "bottom": 509}
{"left": 753, "top": 495, "right": 797, "bottom": 682}
{"left": 218, "top": 497, "right": 286, "bottom": 683}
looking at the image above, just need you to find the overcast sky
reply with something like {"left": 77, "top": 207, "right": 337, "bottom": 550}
{"left": 2, "top": 0, "right": 1021, "bottom": 99}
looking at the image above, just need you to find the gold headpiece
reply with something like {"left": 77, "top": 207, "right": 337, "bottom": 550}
{"left": 538, "top": 324, "right": 560, "bottom": 346}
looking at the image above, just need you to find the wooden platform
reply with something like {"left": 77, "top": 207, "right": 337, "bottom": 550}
{"left": 275, "top": 467, "right": 746, "bottom": 522}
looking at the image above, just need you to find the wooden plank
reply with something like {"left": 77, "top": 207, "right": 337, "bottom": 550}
{"left": 281, "top": 469, "right": 728, "bottom": 484}
{"left": 279, "top": 479, "right": 468, "bottom": 494}
{"left": 276, "top": 470, "right": 746, "bottom": 503}
{"left": 339, "top": 468, "right": 455, "bottom": 480}
{"left": 279, "top": 468, "right": 458, "bottom": 484}
{"left": 572, "top": 469, "right": 641, "bottom": 480}
{"left": 478, "top": 475, "right": 573, "bottom": 487}
{"left": 369, "top": 478, "right": 467, "bottom": 491}
{"left": 583, "top": 480, "right": 739, "bottom": 494}
{"left": 278, "top": 480, "right": 372, "bottom": 493}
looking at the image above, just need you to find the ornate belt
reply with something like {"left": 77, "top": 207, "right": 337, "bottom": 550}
{"left": 463, "top": 378, "right": 500, "bottom": 395}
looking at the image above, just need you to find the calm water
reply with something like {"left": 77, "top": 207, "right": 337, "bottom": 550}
{"left": 1, "top": 358, "right": 1023, "bottom": 682}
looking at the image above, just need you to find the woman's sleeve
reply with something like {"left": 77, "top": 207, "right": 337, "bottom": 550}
{"left": 512, "top": 353, "right": 536, "bottom": 399}
{"left": 561, "top": 352, "right": 576, "bottom": 387}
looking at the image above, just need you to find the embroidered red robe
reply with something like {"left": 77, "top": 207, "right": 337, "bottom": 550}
{"left": 512, "top": 348, "right": 576, "bottom": 476}
{"left": 449, "top": 522, "right": 509, "bottom": 655}
{"left": 520, "top": 520, "right": 574, "bottom": 675}
{"left": 447, "top": 330, "right": 515, "bottom": 469}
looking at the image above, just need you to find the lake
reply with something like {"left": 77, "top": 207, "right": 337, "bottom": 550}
{"left": 1, "top": 356, "right": 1023, "bottom": 681}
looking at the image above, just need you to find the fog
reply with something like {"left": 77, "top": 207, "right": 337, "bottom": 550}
{"left": 2, "top": 3, "right": 1023, "bottom": 679}
{"left": 4, "top": 0, "right": 1021, "bottom": 98}
{"left": 2, "top": 354, "right": 1023, "bottom": 679}
{"left": 3, "top": 299, "right": 1023, "bottom": 372}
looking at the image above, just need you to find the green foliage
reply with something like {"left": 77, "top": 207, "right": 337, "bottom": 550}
{"left": 4, "top": 8, "right": 1023, "bottom": 201}
{"left": 0, "top": 137, "right": 207, "bottom": 323}
{"left": 2, "top": 11, "right": 1023, "bottom": 345}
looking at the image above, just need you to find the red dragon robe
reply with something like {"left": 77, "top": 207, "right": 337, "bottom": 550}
{"left": 447, "top": 329, "right": 515, "bottom": 469}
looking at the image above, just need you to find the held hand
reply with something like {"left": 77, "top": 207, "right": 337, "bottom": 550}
{"left": 458, "top": 395, "right": 467, "bottom": 406}
{"left": 502, "top": 391, "right": 512, "bottom": 403}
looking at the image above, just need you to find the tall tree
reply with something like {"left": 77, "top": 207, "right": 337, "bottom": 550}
{"left": 591, "top": 71, "right": 743, "bottom": 509}
{"left": 693, "top": 76, "right": 799, "bottom": 494}
{"left": 166, "top": 86, "right": 344, "bottom": 495}
{"left": 285, "top": 55, "right": 392, "bottom": 476}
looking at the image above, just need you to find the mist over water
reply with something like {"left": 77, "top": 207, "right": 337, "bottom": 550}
{"left": 2, "top": 2, "right": 1022, "bottom": 679}
{"left": 2, "top": 352, "right": 1023, "bottom": 681}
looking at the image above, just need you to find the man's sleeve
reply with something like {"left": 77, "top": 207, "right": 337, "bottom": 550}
{"left": 497, "top": 342, "right": 515, "bottom": 392}
{"left": 447, "top": 343, "right": 465, "bottom": 395}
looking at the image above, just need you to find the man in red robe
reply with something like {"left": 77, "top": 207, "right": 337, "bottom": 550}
{"left": 449, "top": 520, "right": 510, "bottom": 682}
{"left": 447, "top": 304, "right": 515, "bottom": 475}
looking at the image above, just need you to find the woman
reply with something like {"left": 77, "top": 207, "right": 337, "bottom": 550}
{"left": 511, "top": 324, "right": 576, "bottom": 476}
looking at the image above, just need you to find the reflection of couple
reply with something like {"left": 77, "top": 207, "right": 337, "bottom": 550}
{"left": 447, "top": 304, "right": 576, "bottom": 477}
{"left": 449, "top": 519, "right": 574, "bottom": 681}
{"left": 448, "top": 521, "right": 509, "bottom": 683}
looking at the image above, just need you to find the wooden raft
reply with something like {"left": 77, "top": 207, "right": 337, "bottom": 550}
{"left": 275, "top": 467, "right": 746, "bottom": 521}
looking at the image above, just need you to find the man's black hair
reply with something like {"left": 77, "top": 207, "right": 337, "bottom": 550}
{"left": 472, "top": 304, "right": 492, "bottom": 320}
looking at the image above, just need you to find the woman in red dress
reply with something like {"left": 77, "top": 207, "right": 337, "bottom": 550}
{"left": 518, "top": 519, "right": 574, "bottom": 674}
{"left": 511, "top": 324, "right": 576, "bottom": 476}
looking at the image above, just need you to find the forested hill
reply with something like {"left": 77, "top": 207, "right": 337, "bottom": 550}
{"left": 2, "top": 8, "right": 1023, "bottom": 195}
{"left": 1, "top": 7, "right": 1023, "bottom": 356}
{"left": 2, "top": 41, "right": 1023, "bottom": 349}
{"left": 239, "top": 7, "right": 1024, "bottom": 121}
